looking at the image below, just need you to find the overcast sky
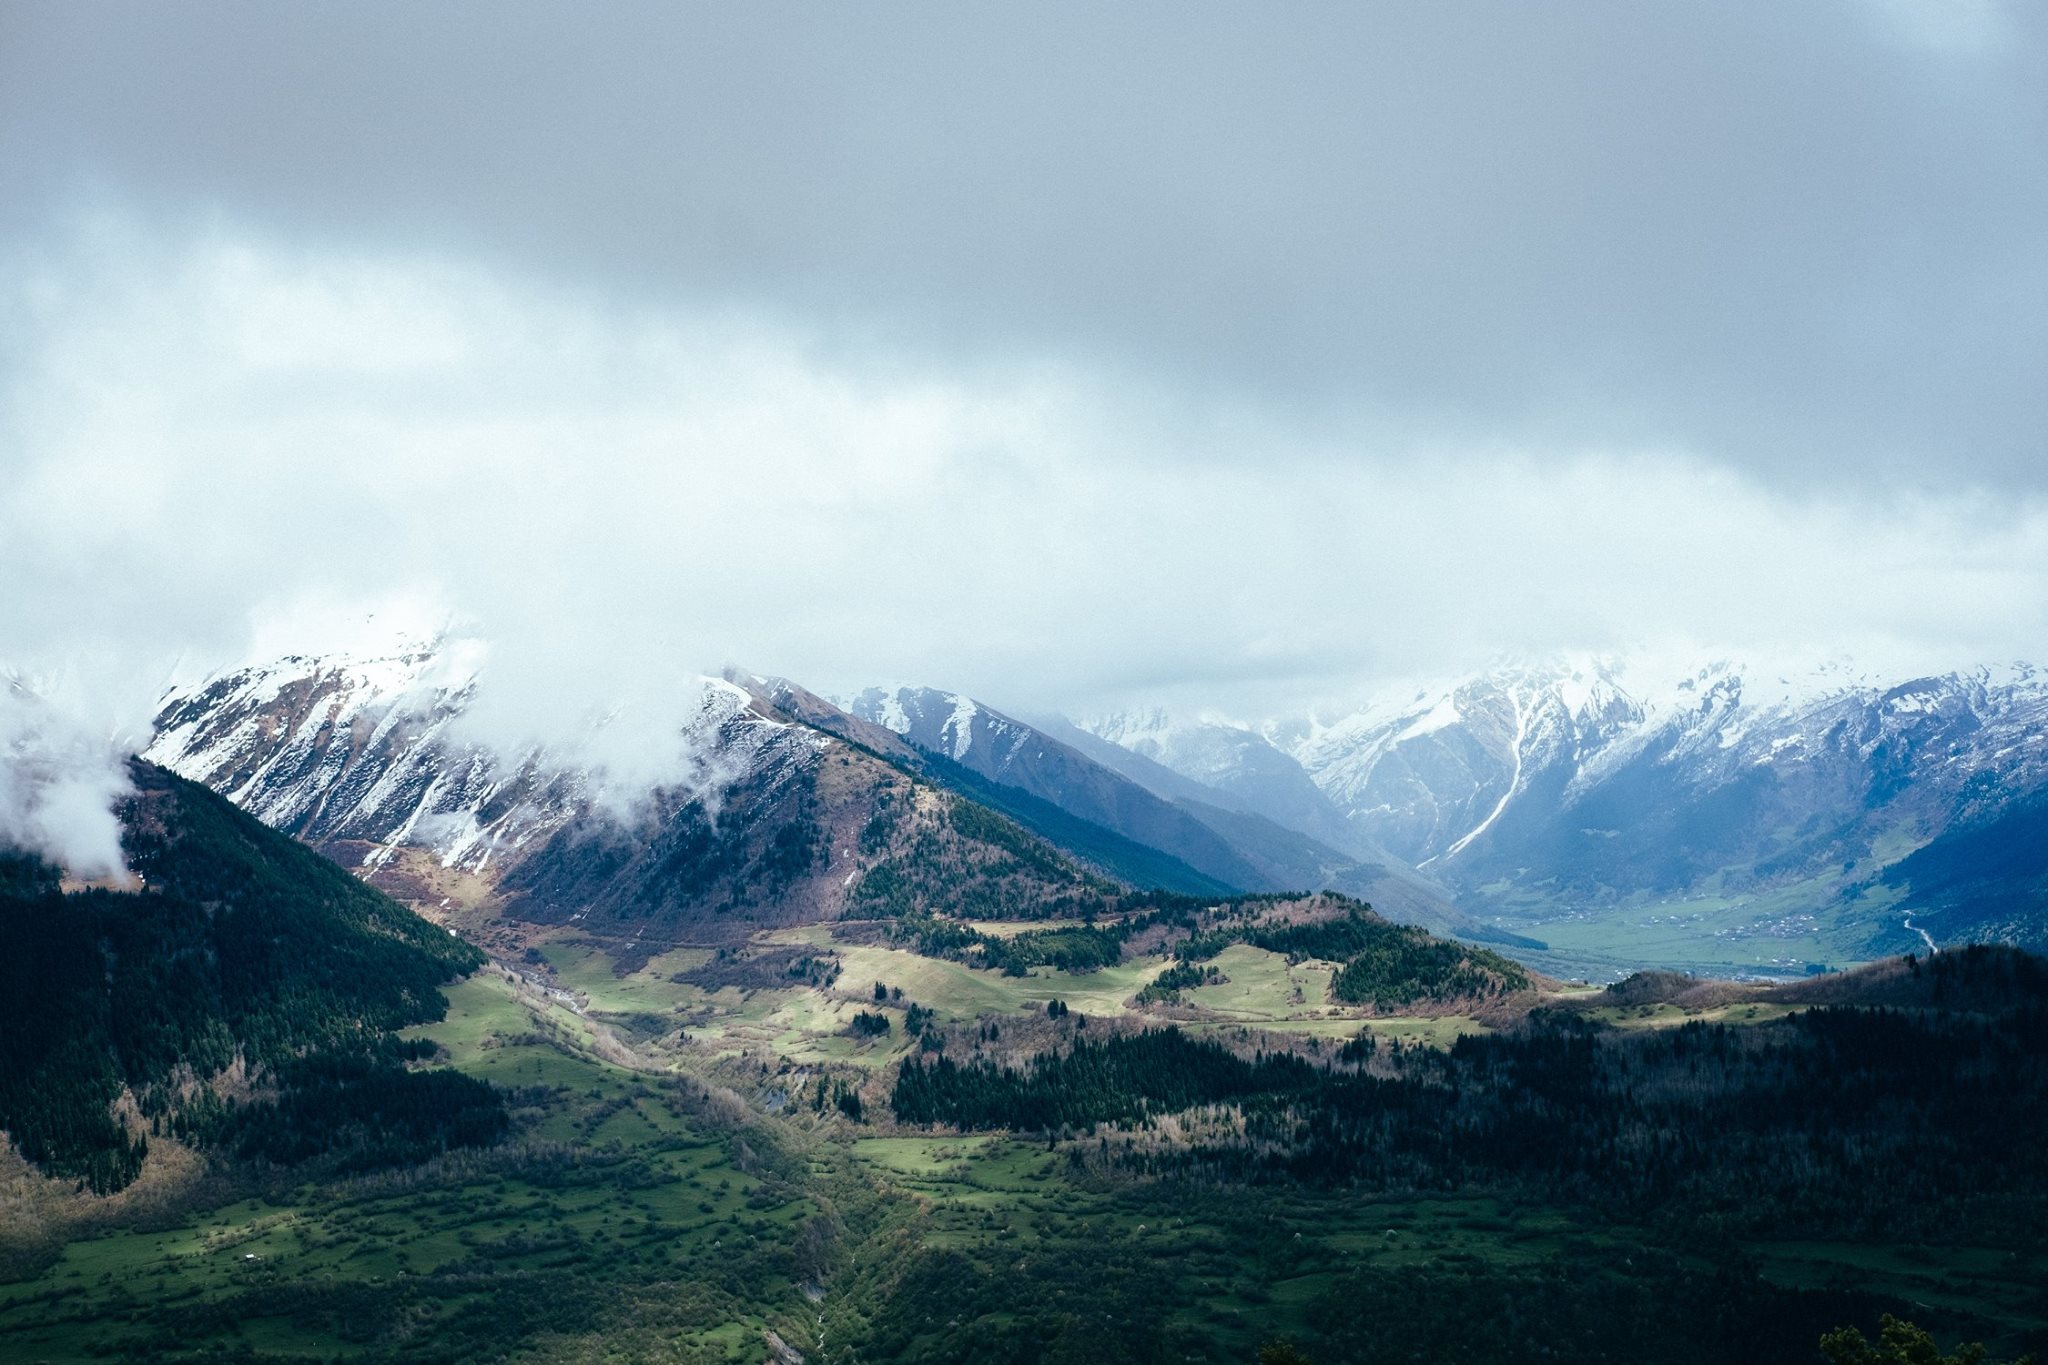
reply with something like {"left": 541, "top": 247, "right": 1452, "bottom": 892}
{"left": 3, "top": 1, "right": 2045, "bottom": 747}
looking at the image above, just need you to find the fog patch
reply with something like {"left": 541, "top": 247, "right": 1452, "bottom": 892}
{"left": 445, "top": 658, "right": 752, "bottom": 828}
{"left": 0, "top": 676, "right": 135, "bottom": 881}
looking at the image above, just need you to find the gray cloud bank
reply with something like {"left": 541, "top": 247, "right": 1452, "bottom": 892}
{"left": 2, "top": 226, "right": 2042, "bottom": 722}
{"left": 3, "top": 2, "right": 2044, "bottom": 491}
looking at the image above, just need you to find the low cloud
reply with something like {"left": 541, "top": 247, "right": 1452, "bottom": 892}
{"left": 6, "top": 6, "right": 2042, "bottom": 878}
{"left": 0, "top": 677, "right": 134, "bottom": 880}
{"left": 6, "top": 223, "right": 2047, "bottom": 741}
{"left": 436, "top": 634, "right": 756, "bottom": 825}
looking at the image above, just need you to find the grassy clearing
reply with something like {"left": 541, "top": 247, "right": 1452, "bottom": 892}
{"left": 1360, "top": 1014, "right": 1491, "bottom": 1047}
{"left": 957, "top": 917, "right": 1119, "bottom": 940}
{"left": 1179, "top": 944, "right": 1335, "bottom": 1020}
{"left": 1588, "top": 1000, "right": 1800, "bottom": 1030}
{"left": 849, "top": 1135, "right": 1000, "bottom": 1178}
{"left": 770, "top": 925, "right": 1171, "bottom": 1020}
{"left": 510, "top": 929, "right": 1495, "bottom": 1067}
{"left": 1751, "top": 1240, "right": 2048, "bottom": 1343}
{"left": 535, "top": 939, "right": 712, "bottom": 1015}
{"left": 686, "top": 985, "right": 892, "bottom": 1068}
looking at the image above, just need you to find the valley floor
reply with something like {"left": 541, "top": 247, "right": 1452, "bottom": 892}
{"left": 3, "top": 922, "right": 2043, "bottom": 1363}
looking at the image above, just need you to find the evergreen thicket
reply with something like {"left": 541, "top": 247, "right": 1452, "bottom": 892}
{"left": 0, "top": 762, "right": 495, "bottom": 1192}
{"left": 894, "top": 948, "right": 2048, "bottom": 1242}
{"left": 1179, "top": 909, "right": 1532, "bottom": 1006}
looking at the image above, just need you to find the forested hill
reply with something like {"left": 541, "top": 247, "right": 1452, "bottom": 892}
{"left": 0, "top": 761, "right": 492, "bottom": 1193}
{"left": 893, "top": 946, "right": 2048, "bottom": 1246}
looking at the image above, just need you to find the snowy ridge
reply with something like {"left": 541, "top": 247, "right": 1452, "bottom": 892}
{"left": 845, "top": 685, "right": 1042, "bottom": 769}
{"left": 1084, "top": 707, "right": 1266, "bottom": 790}
{"left": 147, "top": 642, "right": 819, "bottom": 878}
{"left": 1279, "top": 654, "right": 1929, "bottom": 830}
{"left": 1425, "top": 687, "right": 1525, "bottom": 868}
{"left": 1085, "top": 654, "right": 2048, "bottom": 931}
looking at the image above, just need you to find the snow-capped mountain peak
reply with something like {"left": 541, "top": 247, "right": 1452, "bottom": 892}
{"left": 844, "top": 684, "right": 1032, "bottom": 766}
{"left": 1086, "top": 653, "right": 2048, "bottom": 956}
{"left": 147, "top": 643, "right": 813, "bottom": 878}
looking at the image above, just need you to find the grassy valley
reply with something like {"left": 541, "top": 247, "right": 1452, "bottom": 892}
{"left": 3, "top": 762, "right": 2044, "bottom": 1363}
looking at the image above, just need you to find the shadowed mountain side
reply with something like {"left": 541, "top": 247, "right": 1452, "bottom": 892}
{"left": 1879, "top": 797, "right": 2048, "bottom": 948}
{"left": 842, "top": 684, "right": 1483, "bottom": 939}
{"left": 845, "top": 684, "right": 1275, "bottom": 889}
{"left": 741, "top": 674, "right": 1239, "bottom": 896}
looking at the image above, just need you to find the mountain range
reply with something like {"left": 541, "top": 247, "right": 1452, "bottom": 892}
{"left": 143, "top": 646, "right": 1474, "bottom": 967}
{"left": 840, "top": 685, "right": 1470, "bottom": 932}
{"left": 1077, "top": 656, "right": 2048, "bottom": 973}
{"left": 142, "top": 643, "right": 2048, "bottom": 976}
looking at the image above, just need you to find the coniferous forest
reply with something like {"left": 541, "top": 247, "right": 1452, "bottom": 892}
{"left": 894, "top": 949, "right": 2048, "bottom": 1242}
{"left": 0, "top": 763, "right": 495, "bottom": 1192}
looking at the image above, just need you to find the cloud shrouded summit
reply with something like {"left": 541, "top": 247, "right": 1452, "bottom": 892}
{"left": 0, "top": 679, "right": 134, "bottom": 881}
{"left": 0, "top": 3, "right": 2044, "bottom": 871}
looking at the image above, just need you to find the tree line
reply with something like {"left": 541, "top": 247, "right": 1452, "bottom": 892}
{"left": 892, "top": 949, "right": 2048, "bottom": 1244}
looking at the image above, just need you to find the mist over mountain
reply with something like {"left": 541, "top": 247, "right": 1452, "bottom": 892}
{"left": 0, "top": 679, "right": 136, "bottom": 881}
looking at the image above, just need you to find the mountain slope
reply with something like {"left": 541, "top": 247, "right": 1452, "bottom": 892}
{"left": 1076, "top": 708, "right": 1374, "bottom": 859}
{"left": 148, "top": 649, "right": 1196, "bottom": 956}
{"left": 0, "top": 760, "right": 489, "bottom": 1192}
{"left": 1038, "top": 713, "right": 1480, "bottom": 935}
{"left": 744, "top": 674, "right": 1237, "bottom": 896}
{"left": 846, "top": 685, "right": 1273, "bottom": 890}
{"left": 846, "top": 684, "right": 1478, "bottom": 936}
{"left": 1879, "top": 794, "right": 2048, "bottom": 946}
{"left": 1262, "top": 657, "right": 2048, "bottom": 958}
